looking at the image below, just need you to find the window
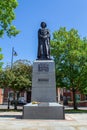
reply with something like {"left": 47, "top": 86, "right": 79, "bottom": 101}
{"left": 75, "top": 94, "right": 81, "bottom": 101}
{"left": 67, "top": 90, "right": 70, "bottom": 93}
{"left": 85, "top": 95, "right": 87, "bottom": 100}
{"left": 67, "top": 96, "right": 71, "bottom": 101}
{"left": 8, "top": 91, "right": 14, "bottom": 101}
{"left": 63, "top": 88, "right": 66, "bottom": 92}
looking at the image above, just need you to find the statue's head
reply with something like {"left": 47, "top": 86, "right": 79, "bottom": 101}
{"left": 41, "top": 22, "right": 47, "bottom": 28}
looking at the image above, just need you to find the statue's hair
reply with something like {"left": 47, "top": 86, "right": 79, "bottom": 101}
{"left": 41, "top": 22, "right": 47, "bottom": 28}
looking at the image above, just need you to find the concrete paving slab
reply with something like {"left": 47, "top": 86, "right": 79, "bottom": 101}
{"left": 0, "top": 112, "right": 87, "bottom": 130}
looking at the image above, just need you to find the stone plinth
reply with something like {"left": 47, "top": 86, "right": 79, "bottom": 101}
{"left": 23, "top": 60, "right": 65, "bottom": 119}
{"left": 23, "top": 102, "right": 65, "bottom": 119}
{"left": 31, "top": 60, "right": 56, "bottom": 102}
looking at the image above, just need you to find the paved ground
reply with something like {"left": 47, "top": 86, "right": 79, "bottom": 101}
{"left": 0, "top": 104, "right": 87, "bottom": 110}
{"left": 0, "top": 104, "right": 23, "bottom": 109}
{"left": 0, "top": 111, "right": 87, "bottom": 130}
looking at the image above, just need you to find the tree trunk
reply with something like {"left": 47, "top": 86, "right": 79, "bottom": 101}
{"left": 14, "top": 100, "right": 17, "bottom": 110}
{"left": 8, "top": 98, "right": 10, "bottom": 109}
{"left": 14, "top": 91, "right": 17, "bottom": 110}
{"left": 72, "top": 88, "right": 77, "bottom": 110}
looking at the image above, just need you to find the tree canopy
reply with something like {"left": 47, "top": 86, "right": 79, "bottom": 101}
{"left": 0, "top": 48, "right": 3, "bottom": 71}
{"left": 0, "top": 0, "right": 19, "bottom": 37}
{"left": 0, "top": 0, "right": 19, "bottom": 70}
{"left": 51, "top": 27, "right": 87, "bottom": 109}
{"left": 0, "top": 59, "right": 32, "bottom": 110}
{"left": 0, "top": 60, "right": 32, "bottom": 92}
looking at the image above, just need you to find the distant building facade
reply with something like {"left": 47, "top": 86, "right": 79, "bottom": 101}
{"left": 0, "top": 88, "right": 31, "bottom": 104}
{"left": 0, "top": 89, "right": 4, "bottom": 104}
{"left": 57, "top": 88, "right": 87, "bottom": 107}
{"left": 0, "top": 87, "right": 87, "bottom": 106}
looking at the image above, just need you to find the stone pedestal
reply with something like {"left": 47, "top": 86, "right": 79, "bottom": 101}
{"left": 31, "top": 60, "right": 56, "bottom": 102}
{"left": 23, "top": 103, "right": 65, "bottom": 119}
{"left": 23, "top": 60, "right": 65, "bottom": 119}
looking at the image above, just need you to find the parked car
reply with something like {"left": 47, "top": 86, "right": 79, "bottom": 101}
{"left": 11, "top": 97, "right": 27, "bottom": 105}
{"left": 18, "top": 97, "right": 27, "bottom": 105}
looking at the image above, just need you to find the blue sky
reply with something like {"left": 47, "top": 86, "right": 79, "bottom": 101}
{"left": 0, "top": 0, "right": 87, "bottom": 67}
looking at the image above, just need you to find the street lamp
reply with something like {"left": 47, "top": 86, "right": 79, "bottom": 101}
{"left": 11, "top": 47, "right": 17, "bottom": 69}
{"left": 8, "top": 47, "right": 17, "bottom": 109}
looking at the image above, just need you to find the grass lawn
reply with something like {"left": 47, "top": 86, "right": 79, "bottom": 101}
{"left": 0, "top": 109, "right": 22, "bottom": 112}
{"left": 0, "top": 109, "right": 87, "bottom": 113}
{"left": 65, "top": 109, "right": 87, "bottom": 113}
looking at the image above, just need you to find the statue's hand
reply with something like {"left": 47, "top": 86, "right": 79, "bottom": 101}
{"left": 40, "top": 35, "right": 47, "bottom": 39}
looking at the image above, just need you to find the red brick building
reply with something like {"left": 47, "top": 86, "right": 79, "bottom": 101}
{"left": 0, "top": 89, "right": 4, "bottom": 104}
{"left": 58, "top": 88, "right": 87, "bottom": 107}
{"left": 0, "top": 87, "right": 87, "bottom": 106}
{"left": 0, "top": 88, "right": 31, "bottom": 104}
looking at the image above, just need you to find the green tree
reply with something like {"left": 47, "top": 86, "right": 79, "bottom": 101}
{"left": 51, "top": 27, "right": 87, "bottom": 109}
{"left": 0, "top": 48, "right": 3, "bottom": 71}
{"left": 0, "top": 0, "right": 20, "bottom": 70}
{"left": 0, "top": 0, "right": 19, "bottom": 37}
{"left": 0, "top": 60, "right": 32, "bottom": 109}
{"left": 10, "top": 60, "right": 32, "bottom": 92}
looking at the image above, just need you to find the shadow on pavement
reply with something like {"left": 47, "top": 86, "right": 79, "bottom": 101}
{"left": 0, "top": 115, "right": 22, "bottom": 119}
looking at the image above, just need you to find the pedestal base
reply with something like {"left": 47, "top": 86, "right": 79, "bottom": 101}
{"left": 23, "top": 102, "right": 65, "bottom": 119}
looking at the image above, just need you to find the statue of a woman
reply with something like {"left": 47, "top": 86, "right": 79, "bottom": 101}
{"left": 37, "top": 22, "right": 50, "bottom": 60}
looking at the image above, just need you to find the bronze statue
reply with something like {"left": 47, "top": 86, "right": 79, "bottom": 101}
{"left": 37, "top": 22, "right": 50, "bottom": 60}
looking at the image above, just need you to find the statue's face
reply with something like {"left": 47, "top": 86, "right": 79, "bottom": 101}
{"left": 41, "top": 22, "right": 46, "bottom": 28}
